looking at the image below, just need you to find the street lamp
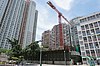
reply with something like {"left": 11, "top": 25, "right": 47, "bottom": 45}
{"left": 40, "top": 45, "right": 43, "bottom": 66}
{"left": 64, "top": 50, "right": 66, "bottom": 65}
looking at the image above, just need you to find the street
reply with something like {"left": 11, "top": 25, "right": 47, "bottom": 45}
{"left": 16, "top": 64, "right": 99, "bottom": 66}
{"left": 17, "top": 64, "right": 66, "bottom": 66}
{"left": 24, "top": 64, "right": 66, "bottom": 66}
{"left": 1, "top": 64, "right": 99, "bottom": 66}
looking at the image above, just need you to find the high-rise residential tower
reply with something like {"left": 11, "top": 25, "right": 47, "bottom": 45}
{"left": 0, "top": 0, "right": 9, "bottom": 27}
{"left": 0, "top": 0, "right": 25, "bottom": 49}
{"left": 18, "top": 0, "right": 38, "bottom": 48}
{"left": 70, "top": 17, "right": 81, "bottom": 46}
{"left": 51, "top": 23, "right": 70, "bottom": 50}
{"left": 32, "top": 10, "right": 38, "bottom": 42}
{"left": 0, "top": 0, "right": 38, "bottom": 49}
{"left": 42, "top": 23, "right": 70, "bottom": 50}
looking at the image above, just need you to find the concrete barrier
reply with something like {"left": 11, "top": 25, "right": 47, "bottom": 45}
{"left": 54, "top": 61, "right": 65, "bottom": 64}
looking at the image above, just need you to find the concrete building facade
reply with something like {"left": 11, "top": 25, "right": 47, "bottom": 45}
{"left": 0, "top": 0, "right": 38, "bottom": 49}
{"left": 42, "top": 30, "right": 51, "bottom": 48}
{"left": 0, "top": 0, "right": 25, "bottom": 49}
{"left": 77, "top": 12, "right": 100, "bottom": 64}
{"left": 18, "top": 0, "right": 38, "bottom": 48}
{"left": 42, "top": 23, "right": 70, "bottom": 50}
{"left": 70, "top": 17, "right": 81, "bottom": 46}
{"left": 0, "top": 0, "right": 9, "bottom": 27}
{"left": 32, "top": 10, "right": 38, "bottom": 42}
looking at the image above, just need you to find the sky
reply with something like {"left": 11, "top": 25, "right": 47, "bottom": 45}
{"left": 33, "top": 0, "right": 100, "bottom": 41}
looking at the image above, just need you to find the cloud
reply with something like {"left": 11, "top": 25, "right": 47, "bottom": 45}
{"left": 35, "top": 0, "right": 74, "bottom": 41}
{"left": 52, "top": 0, "right": 74, "bottom": 11}
{"left": 35, "top": 2, "right": 57, "bottom": 40}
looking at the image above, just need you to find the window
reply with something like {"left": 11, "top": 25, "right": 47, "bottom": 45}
{"left": 5, "top": 45, "right": 8, "bottom": 49}
{"left": 83, "top": 37, "right": 87, "bottom": 42}
{"left": 91, "top": 50, "right": 95, "bottom": 54}
{"left": 88, "top": 36, "right": 92, "bottom": 41}
{"left": 81, "top": 26, "right": 85, "bottom": 30}
{"left": 81, "top": 46, "right": 84, "bottom": 51}
{"left": 96, "top": 49, "right": 100, "bottom": 56}
{"left": 92, "top": 35, "right": 97, "bottom": 41}
{"left": 86, "top": 50, "right": 90, "bottom": 56}
{"left": 85, "top": 43, "right": 89, "bottom": 49}
{"left": 94, "top": 22, "right": 98, "bottom": 27}
{"left": 89, "top": 43, "right": 94, "bottom": 48}
{"left": 80, "top": 41, "right": 83, "bottom": 45}
{"left": 84, "top": 18, "right": 87, "bottom": 21}
{"left": 1, "top": 44, "right": 4, "bottom": 48}
{"left": 98, "top": 21, "right": 100, "bottom": 26}
{"left": 87, "top": 17, "right": 91, "bottom": 21}
{"left": 76, "top": 41, "right": 79, "bottom": 44}
{"left": 85, "top": 24, "right": 89, "bottom": 29}
{"left": 89, "top": 23, "right": 93, "bottom": 28}
{"left": 79, "top": 36, "right": 82, "bottom": 40}
{"left": 78, "top": 31, "right": 81, "bottom": 35}
{"left": 80, "top": 18, "right": 87, "bottom": 22}
{"left": 97, "top": 35, "right": 100, "bottom": 40}
{"left": 94, "top": 42, "right": 99, "bottom": 48}
{"left": 80, "top": 19, "right": 85, "bottom": 23}
{"left": 82, "top": 31, "right": 86, "bottom": 36}
{"left": 96, "top": 13, "right": 100, "bottom": 18}
{"left": 91, "top": 15, "right": 95, "bottom": 19}
{"left": 91, "top": 50, "right": 95, "bottom": 56}
{"left": 91, "top": 29, "right": 95, "bottom": 34}
{"left": 83, "top": 58, "right": 86, "bottom": 61}
{"left": 91, "top": 50, "right": 95, "bottom": 53}
{"left": 82, "top": 52, "right": 85, "bottom": 56}
{"left": 95, "top": 28, "right": 100, "bottom": 34}
{"left": 80, "top": 20, "right": 82, "bottom": 23}
{"left": 86, "top": 30, "right": 90, "bottom": 35}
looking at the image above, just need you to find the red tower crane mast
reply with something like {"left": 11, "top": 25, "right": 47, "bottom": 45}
{"left": 47, "top": 1, "right": 72, "bottom": 49}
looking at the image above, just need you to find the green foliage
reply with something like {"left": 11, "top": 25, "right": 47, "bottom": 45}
{"left": 0, "top": 48, "right": 9, "bottom": 54}
{"left": 7, "top": 38, "right": 22, "bottom": 59}
{"left": 22, "top": 42, "right": 40, "bottom": 60}
{"left": 7, "top": 38, "right": 19, "bottom": 48}
{"left": 7, "top": 38, "right": 40, "bottom": 61}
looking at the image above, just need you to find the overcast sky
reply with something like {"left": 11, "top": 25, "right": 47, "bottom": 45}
{"left": 34, "top": 0, "right": 100, "bottom": 41}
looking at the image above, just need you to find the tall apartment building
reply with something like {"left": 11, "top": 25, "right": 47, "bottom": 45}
{"left": 77, "top": 12, "right": 100, "bottom": 64}
{"left": 0, "top": 0, "right": 38, "bottom": 49}
{"left": 43, "top": 23, "right": 70, "bottom": 50}
{"left": 42, "top": 30, "right": 51, "bottom": 48}
{"left": 70, "top": 17, "right": 81, "bottom": 46}
{"left": 0, "top": 0, "right": 25, "bottom": 49}
{"left": 0, "top": 0, "right": 9, "bottom": 27}
{"left": 32, "top": 10, "right": 38, "bottom": 42}
{"left": 18, "top": 0, "right": 38, "bottom": 48}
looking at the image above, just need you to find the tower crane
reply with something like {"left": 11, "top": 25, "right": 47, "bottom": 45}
{"left": 47, "top": 1, "right": 72, "bottom": 50}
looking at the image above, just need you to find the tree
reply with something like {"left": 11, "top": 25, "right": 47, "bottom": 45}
{"left": 7, "top": 38, "right": 22, "bottom": 59}
{"left": 22, "top": 41, "right": 40, "bottom": 60}
{"left": 0, "top": 48, "right": 8, "bottom": 54}
{"left": 7, "top": 38, "right": 40, "bottom": 61}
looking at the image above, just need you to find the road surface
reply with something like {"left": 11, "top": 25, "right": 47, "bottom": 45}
{"left": 17, "top": 64, "right": 96, "bottom": 66}
{"left": 17, "top": 64, "right": 66, "bottom": 66}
